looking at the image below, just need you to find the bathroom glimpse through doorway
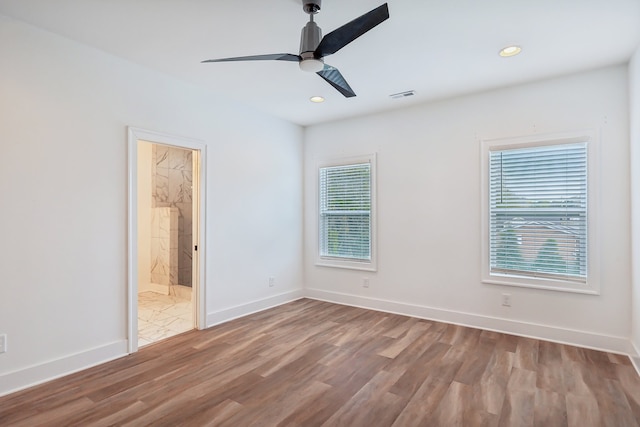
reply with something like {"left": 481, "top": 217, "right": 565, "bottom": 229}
{"left": 127, "top": 128, "right": 206, "bottom": 353}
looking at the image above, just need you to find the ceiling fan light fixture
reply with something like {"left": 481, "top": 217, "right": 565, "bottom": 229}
{"left": 299, "top": 58, "right": 325, "bottom": 72}
{"left": 310, "top": 96, "right": 325, "bottom": 103}
{"left": 202, "top": 2, "right": 390, "bottom": 99}
{"left": 499, "top": 45, "right": 522, "bottom": 57}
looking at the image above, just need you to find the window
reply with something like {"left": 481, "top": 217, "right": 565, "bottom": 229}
{"left": 481, "top": 132, "right": 599, "bottom": 293}
{"left": 317, "top": 155, "right": 376, "bottom": 270}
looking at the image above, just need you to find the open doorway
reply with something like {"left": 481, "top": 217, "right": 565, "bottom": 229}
{"left": 127, "top": 128, "right": 206, "bottom": 353}
{"left": 137, "top": 142, "right": 194, "bottom": 346}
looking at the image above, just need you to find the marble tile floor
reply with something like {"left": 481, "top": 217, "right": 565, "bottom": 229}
{"left": 138, "top": 291, "right": 193, "bottom": 347}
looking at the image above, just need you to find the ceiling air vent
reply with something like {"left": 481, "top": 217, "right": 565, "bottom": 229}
{"left": 389, "top": 90, "right": 415, "bottom": 99}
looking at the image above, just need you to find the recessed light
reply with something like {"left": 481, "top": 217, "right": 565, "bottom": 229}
{"left": 310, "top": 96, "right": 325, "bottom": 103}
{"left": 499, "top": 45, "right": 522, "bottom": 57}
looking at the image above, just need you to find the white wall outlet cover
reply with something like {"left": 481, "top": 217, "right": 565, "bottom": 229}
{"left": 501, "top": 294, "right": 511, "bottom": 307}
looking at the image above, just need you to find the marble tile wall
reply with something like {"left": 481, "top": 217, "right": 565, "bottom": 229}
{"left": 150, "top": 207, "right": 178, "bottom": 286}
{"left": 152, "top": 145, "right": 193, "bottom": 287}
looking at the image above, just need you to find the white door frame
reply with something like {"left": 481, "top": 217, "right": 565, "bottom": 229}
{"left": 127, "top": 127, "right": 207, "bottom": 353}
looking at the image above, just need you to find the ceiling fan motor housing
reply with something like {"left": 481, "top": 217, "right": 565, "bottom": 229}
{"left": 299, "top": 20, "right": 324, "bottom": 72}
{"left": 300, "top": 20, "right": 322, "bottom": 55}
{"left": 302, "top": 0, "right": 321, "bottom": 14}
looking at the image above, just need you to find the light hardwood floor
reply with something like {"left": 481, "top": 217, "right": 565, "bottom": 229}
{"left": 1, "top": 299, "right": 639, "bottom": 426}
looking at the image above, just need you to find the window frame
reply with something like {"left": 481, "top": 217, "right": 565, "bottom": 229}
{"left": 315, "top": 153, "right": 377, "bottom": 271}
{"left": 480, "top": 130, "right": 600, "bottom": 294}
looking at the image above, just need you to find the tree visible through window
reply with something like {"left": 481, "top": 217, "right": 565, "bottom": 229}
{"left": 489, "top": 142, "right": 588, "bottom": 283}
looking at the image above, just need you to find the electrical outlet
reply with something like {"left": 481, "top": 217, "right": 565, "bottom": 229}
{"left": 362, "top": 277, "right": 370, "bottom": 288}
{"left": 502, "top": 293, "right": 511, "bottom": 307}
{"left": 269, "top": 277, "right": 275, "bottom": 287}
{"left": 0, "top": 334, "right": 6, "bottom": 353}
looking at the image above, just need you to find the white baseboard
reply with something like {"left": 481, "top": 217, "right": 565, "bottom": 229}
{"left": 206, "top": 289, "right": 305, "bottom": 327}
{"left": 0, "top": 290, "right": 303, "bottom": 398}
{"left": 1, "top": 288, "right": 633, "bottom": 398}
{"left": 0, "top": 340, "right": 128, "bottom": 398}
{"left": 305, "top": 288, "right": 634, "bottom": 356}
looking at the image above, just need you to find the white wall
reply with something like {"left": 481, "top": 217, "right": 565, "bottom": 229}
{"left": 304, "top": 66, "right": 632, "bottom": 353}
{"left": 631, "top": 47, "right": 640, "bottom": 364}
{"left": 0, "top": 15, "right": 303, "bottom": 395}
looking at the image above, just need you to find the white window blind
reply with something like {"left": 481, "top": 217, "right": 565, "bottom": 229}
{"left": 319, "top": 162, "right": 371, "bottom": 262}
{"left": 489, "top": 142, "right": 587, "bottom": 283}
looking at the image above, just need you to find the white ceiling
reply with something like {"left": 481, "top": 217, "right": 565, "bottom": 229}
{"left": 1, "top": 0, "right": 639, "bottom": 126}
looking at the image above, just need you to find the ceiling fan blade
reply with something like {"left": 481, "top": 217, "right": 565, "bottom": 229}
{"left": 202, "top": 53, "right": 301, "bottom": 63}
{"left": 317, "top": 64, "right": 356, "bottom": 98}
{"left": 314, "top": 3, "right": 389, "bottom": 58}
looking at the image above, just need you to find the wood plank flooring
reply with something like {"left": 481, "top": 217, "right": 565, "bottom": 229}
{"left": 1, "top": 298, "right": 639, "bottom": 426}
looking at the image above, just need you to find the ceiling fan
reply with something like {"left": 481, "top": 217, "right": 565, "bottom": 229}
{"left": 202, "top": 1, "right": 390, "bottom": 98}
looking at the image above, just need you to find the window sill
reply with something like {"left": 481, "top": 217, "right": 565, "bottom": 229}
{"left": 316, "top": 258, "right": 377, "bottom": 272}
{"left": 482, "top": 275, "right": 599, "bottom": 295}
